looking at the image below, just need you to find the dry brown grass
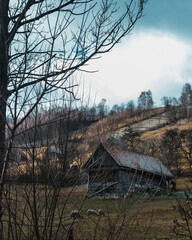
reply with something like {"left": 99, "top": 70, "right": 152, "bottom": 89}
{"left": 56, "top": 186, "right": 184, "bottom": 239}
{"left": 176, "top": 177, "right": 192, "bottom": 191}
{"left": 67, "top": 178, "right": 192, "bottom": 239}
{"left": 141, "top": 118, "right": 192, "bottom": 141}
{"left": 67, "top": 192, "right": 178, "bottom": 240}
{"left": 3, "top": 183, "right": 191, "bottom": 239}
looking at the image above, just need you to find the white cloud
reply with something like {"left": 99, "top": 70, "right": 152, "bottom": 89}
{"left": 83, "top": 31, "right": 192, "bottom": 107}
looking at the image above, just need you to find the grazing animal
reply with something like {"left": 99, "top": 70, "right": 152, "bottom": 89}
{"left": 98, "top": 209, "right": 105, "bottom": 216}
{"left": 87, "top": 209, "right": 99, "bottom": 216}
{"left": 70, "top": 210, "right": 83, "bottom": 219}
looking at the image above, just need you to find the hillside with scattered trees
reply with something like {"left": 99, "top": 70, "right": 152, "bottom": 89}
{"left": 11, "top": 82, "right": 192, "bottom": 177}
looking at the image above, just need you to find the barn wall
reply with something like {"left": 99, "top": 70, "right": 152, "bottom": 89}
{"left": 88, "top": 170, "right": 169, "bottom": 197}
{"left": 87, "top": 145, "right": 120, "bottom": 197}
{"left": 88, "top": 170, "right": 119, "bottom": 197}
{"left": 118, "top": 169, "right": 169, "bottom": 196}
{"left": 118, "top": 170, "right": 135, "bottom": 195}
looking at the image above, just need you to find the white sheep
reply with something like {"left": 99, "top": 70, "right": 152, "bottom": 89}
{"left": 70, "top": 210, "right": 83, "bottom": 219}
{"left": 87, "top": 209, "right": 99, "bottom": 216}
{"left": 98, "top": 209, "right": 105, "bottom": 216}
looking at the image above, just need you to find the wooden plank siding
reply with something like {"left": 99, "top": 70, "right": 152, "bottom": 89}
{"left": 83, "top": 143, "right": 173, "bottom": 198}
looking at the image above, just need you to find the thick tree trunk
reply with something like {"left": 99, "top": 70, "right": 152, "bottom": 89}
{"left": 0, "top": 0, "right": 9, "bottom": 230}
{"left": 0, "top": 0, "right": 9, "bottom": 173}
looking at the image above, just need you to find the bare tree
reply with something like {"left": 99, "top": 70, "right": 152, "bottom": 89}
{"left": 137, "top": 90, "right": 154, "bottom": 112}
{"left": 180, "top": 83, "right": 192, "bottom": 118}
{"left": 2, "top": 96, "right": 88, "bottom": 240}
{"left": 126, "top": 100, "right": 135, "bottom": 117}
{"left": 160, "top": 128, "right": 181, "bottom": 172}
{"left": 122, "top": 125, "right": 141, "bottom": 152}
{"left": 172, "top": 191, "right": 192, "bottom": 239}
{"left": 0, "top": 0, "right": 147, "bottom": 229}
{"left": 169, "top": 98, "right": 181, "bottom": 123}
{"left": 179, "top": 129, "right": 192, "bottom": 168}
{"left": 98, "top": 98, "right": 107, "bottom": 119}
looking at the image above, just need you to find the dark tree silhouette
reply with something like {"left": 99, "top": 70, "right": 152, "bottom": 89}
{"left": 0, "top": 0, "right": 147, "bottom": 227}
{"left": 180, "top": 83, "right": 192, "bottom": 119}
{"left": 138, "top": 90, "right": 154, "bottom": 110}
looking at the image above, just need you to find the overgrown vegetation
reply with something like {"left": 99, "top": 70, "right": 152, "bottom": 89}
{"left": 0, "top": 183, "right": 183, "bottom": 240}
{"left": 1, "top": 0, "right": 192, "bottom": 236}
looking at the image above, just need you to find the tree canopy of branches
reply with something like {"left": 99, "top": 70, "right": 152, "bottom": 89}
{"left": 98, "top": 98, "right": 107, "bottom": 119}
{"left": 180, "top": 83, "right": 192, "bottom": 107}
{"left": 160, "top": 128, "right": 181, "bottom": 171}
{"left": 180, "top": 83, "right": 192, "bottom": 118}
{"left": 0, "top": 0, "right": 147, "bottom": 236}
{"left": 179, "top": 129, "right": 192, "bottom": 168}
{"left": 138, "top": 90, "right": 154, "bottom": 110}
{"left": 122, "top": 126, "right": 140, "bottom": 152}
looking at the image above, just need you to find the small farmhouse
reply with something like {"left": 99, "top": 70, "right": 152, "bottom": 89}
{"left": 83, "top": 143, "right": 173, "bottom": 198}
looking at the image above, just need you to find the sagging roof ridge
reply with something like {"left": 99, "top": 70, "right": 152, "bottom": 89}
{"left": 101, "top": 143, "right": 173, "bottom": 178}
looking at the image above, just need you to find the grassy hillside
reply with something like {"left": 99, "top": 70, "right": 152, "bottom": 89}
{"left": 140, "top": 118, "right": 192, "bottom": 141}
{"left": 69, "top": 109, "right": 192, "bottom": 239}
{"left": 83, "top": 108, "right": 166, "bottom": 147}
{"left": 82, "top": 107, "right": 192, "bottom": 172}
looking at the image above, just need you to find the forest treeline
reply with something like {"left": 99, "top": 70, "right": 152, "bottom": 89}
{"left": 12, "top": 82, "right": 192, "bottom": 143}
{"left": 8, "top": 82, "right": 192, "bottom": 178}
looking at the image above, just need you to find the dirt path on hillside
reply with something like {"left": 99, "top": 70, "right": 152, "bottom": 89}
{"left": 112, "top": 112, "right": 169, "bottom": 138}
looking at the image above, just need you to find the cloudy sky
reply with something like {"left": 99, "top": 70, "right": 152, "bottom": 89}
{"left": 83, "top": 0, "right": 192, "bottom": 107}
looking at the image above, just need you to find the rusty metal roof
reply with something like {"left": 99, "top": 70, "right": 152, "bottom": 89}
{"left": 102, "top": 144, "right": 173, "bottom": 178}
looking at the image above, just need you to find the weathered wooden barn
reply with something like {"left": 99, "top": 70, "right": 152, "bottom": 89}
{"left": 83, "top": 143, "right": 173, "bottom": 198}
